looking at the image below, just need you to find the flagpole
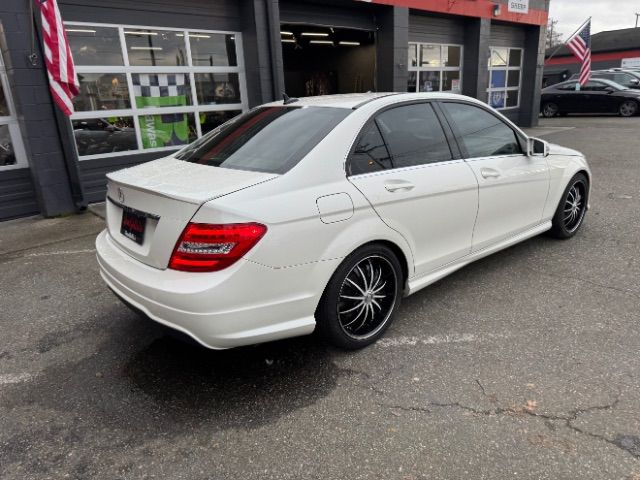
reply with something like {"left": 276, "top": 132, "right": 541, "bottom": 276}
{"left": 546, "top": 16, "right": 592, "bottom": 63}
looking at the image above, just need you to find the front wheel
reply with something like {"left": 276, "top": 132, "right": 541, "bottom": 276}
{"left": 619, "top": 100, "right": 638, "bottom": 117}
{"left": 548, "top": 173, "right": 589, "bottom": 239}
{"left": 542, "top": 102, "right": 559, "bottom": 118}
{"left": 316, "top": 244, "right": 403, "bottom": 349}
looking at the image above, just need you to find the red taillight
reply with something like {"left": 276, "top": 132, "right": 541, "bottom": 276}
{"left": 169, "top": 222, "right": 267, "bottom": 272}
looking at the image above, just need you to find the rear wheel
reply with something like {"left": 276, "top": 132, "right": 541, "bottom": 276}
{"left": 316, "top": 244, "right": 403, "bottom": 350}
{"left": 542, "top": 102, "right": 559, "bottom": 118}
{"left": 619, "top": 100, "right": 638, "bottom": 117}
{"left": 549, "top": 173, "right": 589, "bottom": 239}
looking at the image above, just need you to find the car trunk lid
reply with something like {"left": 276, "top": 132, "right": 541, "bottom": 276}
{"left": 105, "top": 156, "right": 278, "bottom": 269}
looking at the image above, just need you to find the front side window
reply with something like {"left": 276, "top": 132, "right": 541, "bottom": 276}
{"left": 375, "top": 103, "right": 452, "bottom": 168}
{"left": 442, "top": 102, "right": 523, "bottom": 158}
{"left": 487, "top": 47, "right": 523, "bottom": 109}
{"left": 65, "top": 22, "right": 247, "bottom": 159}
{"left": 175, "top": 106, "right": 350, "bottom": 174}
{"left": 408, "top": 43, "right": 462, "bottom": 94}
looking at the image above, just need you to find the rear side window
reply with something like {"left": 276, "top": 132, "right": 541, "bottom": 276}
{"left": 349, "top": 122, "right": 392, "bottom": 175}
{"left": 175, "top": 106, "right": 350, "bottom": 174}
{"left": 442, "top": 102, "right": 523, "bottom": 158}
{"left": 375, "top": 103, "right": 452, "bottom": 168}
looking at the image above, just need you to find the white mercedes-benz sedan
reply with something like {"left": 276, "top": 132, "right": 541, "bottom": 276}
{"left": 96, "top": 92, "right": 591, "bottom": 350}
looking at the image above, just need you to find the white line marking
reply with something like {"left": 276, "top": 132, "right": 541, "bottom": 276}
{"left": 0, "top": 373, "right": 33, "bottom": 385}
{"left": 24, "top": 249, "right": 96, "bottom": 258}
{"left": 377, "top": 333, "right": 506, "bottom": 348}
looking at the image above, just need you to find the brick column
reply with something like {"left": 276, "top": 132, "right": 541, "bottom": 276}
{"left": 462, "top": 17, "right": 491, "bottom": 101}
{"left": 376, "top": 6, "right": 409, "bottom": 93}
{"left": 518, "top": 24, "right": 546, "bottom": 127}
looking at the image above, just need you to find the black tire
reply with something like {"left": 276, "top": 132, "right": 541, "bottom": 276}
{"left": 316, "top": 244, "right": 403, "bottom": 350}
{"left": 542, "top": 102, "right": 559, "bottom": 118}
{"left": 619, "top": 100, "right": 638, "bottom": 117}
{"left": 548, "top": 172, "right": 589, "bottom": 239}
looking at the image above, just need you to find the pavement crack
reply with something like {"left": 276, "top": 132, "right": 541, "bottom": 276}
{"left": 379, "top": 403, "right": 432, "bottom": 415}
{"left": 0, "top": 232, "right": 101, "bottom": 261}
{"left": 375, "top": 384, "right": 633, "bottom": 458}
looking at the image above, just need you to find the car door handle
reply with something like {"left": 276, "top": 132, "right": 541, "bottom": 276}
{"left": 384, "top": 181, "right": 415, "bottom": 192}
{"left": 481, "top": 168, "right": 501, "bottom": 179}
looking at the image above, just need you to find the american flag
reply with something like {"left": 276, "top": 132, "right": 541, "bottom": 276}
{"left": 566, "top": 19, "right": 592, "bottom": 86}
{"left": 38, "top": 0, "right": 79, "bottom": 116}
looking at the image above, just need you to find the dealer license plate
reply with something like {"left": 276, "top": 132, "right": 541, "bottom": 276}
{"left": 120, "top": 208, "right": 147, "bottom": 245}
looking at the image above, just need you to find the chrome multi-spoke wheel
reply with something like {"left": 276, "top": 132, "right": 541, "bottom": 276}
{"left": 549, "top": 173, "right": 589, "bottom": 239}
{"left": 337, "top": 255, "right": 397, "bottom": 339}
{"left": 316, "top": 245, "right": 402, "bottom": 349}
{"left": 563, "top": 181, "right": 586, "bottom": 233}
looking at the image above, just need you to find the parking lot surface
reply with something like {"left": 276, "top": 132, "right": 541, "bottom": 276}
{"left": 1, "top": 116, "right": 640, "bottom": 480}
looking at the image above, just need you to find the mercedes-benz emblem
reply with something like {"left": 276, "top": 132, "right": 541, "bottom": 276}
{"left": 117, "top": 187, "right": 125, "bottom": 204}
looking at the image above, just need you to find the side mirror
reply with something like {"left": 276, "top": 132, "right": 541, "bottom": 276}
{"left": 528, "top": 137, "right": 549, "bottom": 157}
{"left": 604, "top": 86, "right": 616, "bottom": 93}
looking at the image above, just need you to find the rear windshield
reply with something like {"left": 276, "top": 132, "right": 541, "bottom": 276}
{"left": 174, "top": 106, "right": 351, "bottom": 174}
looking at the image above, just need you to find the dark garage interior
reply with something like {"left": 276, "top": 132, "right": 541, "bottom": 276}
{"left": 280, "top": 24, "right": 376, "bottom": 97}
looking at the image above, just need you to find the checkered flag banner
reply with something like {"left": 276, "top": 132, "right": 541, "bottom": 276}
{"left": 132, "top": 74, "right": 188, "bottom": 104}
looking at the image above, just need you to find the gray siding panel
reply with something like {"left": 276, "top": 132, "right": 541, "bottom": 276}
{"left": 79, "top": 151, "right": 177, "bottom": 204}
{"left": 279, "top": 0, "right": 376, "bottom": 30}
{"left": 489, "top": 22, "right": 526, "bottom": 48}
{"left": 0, "top": 169, "right": 39, "bottom": 220}
{"left": 409, "top": 12, "right": 466, "bottom": 45}
{"left": 59, "top": 0, "right": 241, "bottom": 31}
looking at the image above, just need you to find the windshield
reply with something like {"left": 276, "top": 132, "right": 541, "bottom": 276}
{"left": 174, "top": 106, "right": 351, "bottom": 174}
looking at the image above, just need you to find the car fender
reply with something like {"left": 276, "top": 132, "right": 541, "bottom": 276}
{"left": 543, "top": 153, "right": 592, "bottom": 220}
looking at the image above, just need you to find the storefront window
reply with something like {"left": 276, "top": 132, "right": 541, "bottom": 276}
{"left": 124, "top": 29, "right": 187, "bottom": 67}
{"left": 195, "top": 73, "right": 240, "bottom": 105}
{"left": 0, "top": 82, "right": 9, "bottom": 117}
{"left": 408, "top": 42, "right": 463, "bottom": 94}
{"left": 72, "top": 117, "right": 137, "bottom": 156}
{"left": 74, "top": 73, "right": 130, "bottom": 111}
{"left": 138, "top": 113, "right": 196, "bottom": 149}
{"left": 487, "top": 47, "right": 523, "bottom": 110}
{"left": 0, "top": 53, "right": 27, "bottom": 169}
{"left": 66, "top": 26, "right": 123, "bottom": 66}
{"left": 188, "top": 32, "right": 237, "bottom": 66}
{"left": 199, "top": 110, "right": 241, "bottom": 135}
{"left": 65, "top": 22, "right": 247, "bottom": 159}
{"left": 132, "top": 73, "right": 193, "bottom": 108}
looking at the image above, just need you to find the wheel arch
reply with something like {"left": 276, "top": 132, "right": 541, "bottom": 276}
{"left": 314, "top": 238, "right": 412, "bottom": 317}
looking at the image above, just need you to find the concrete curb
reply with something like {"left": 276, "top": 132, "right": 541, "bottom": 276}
{"left": 88, "top": 202, "right": 106, "bottom": 220}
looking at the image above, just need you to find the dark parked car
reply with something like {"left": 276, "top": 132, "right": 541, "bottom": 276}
{"left": 570, "top": 70, "right": 640, "bottom": 90}
{"left": 541, "top": 78, "right": 640, "bottom": 118}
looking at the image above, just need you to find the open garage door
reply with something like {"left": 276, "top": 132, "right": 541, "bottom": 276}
{"left": 280, "top": 24, "right": 376, "bottom": 97}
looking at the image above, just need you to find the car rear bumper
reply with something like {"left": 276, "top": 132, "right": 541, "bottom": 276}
{"left": 96, "top": 229, "right": 338, "bottom": 349}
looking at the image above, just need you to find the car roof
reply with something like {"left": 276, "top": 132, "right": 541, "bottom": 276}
{"left": 263, "top": 92, "right": 476, "bottom": 110}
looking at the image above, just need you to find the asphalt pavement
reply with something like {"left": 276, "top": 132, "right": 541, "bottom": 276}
{"left": 1, "top": 116, "right": 639, "bottom": 480}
